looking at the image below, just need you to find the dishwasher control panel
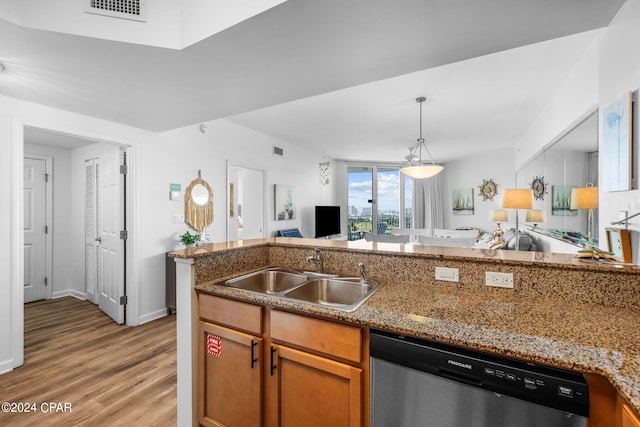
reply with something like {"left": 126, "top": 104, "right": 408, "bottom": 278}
{"left": 370, "top": 330, "right": 589, "bottom": 418}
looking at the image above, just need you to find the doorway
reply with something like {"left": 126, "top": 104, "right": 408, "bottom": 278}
{"left": 227, "top": 163, "right": 266, "bottom": 241}
{"left": 22, "top": 128, "right": 129, "bottom": 324}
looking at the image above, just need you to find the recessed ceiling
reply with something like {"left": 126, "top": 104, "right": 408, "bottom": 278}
{"left": 0, "top": 0, "right": 625, "bottom": 159}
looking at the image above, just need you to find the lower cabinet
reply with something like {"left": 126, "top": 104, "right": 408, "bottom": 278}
{"left": 199, "top": 322, "right": 263, "bottom": 427}
{"left": 197, "top": 292, "right": 367, "bottom": 427}
{"left": 621, "top": 401, "right": 640, "bottom": 427}
{"left": 269, "top": 344, "right": 362, "bottom": 427}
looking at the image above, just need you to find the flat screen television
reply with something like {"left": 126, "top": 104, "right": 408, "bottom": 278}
{"left": 315, "top": 206, "right": 341, "bottom": 238}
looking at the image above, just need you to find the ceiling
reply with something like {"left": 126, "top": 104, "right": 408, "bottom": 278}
{"left": 1, "top": 0, "right": 626, "bottom": 162}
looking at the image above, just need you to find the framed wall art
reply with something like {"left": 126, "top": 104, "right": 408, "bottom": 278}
{"left": 452, "top": 188, "right": 474, "bottom": 215}
{"left": 602, "top": 92, "right": 632, "bottom": 192}
{"left": 551, "top": 185, "right": 577, "bottom": 216}
{"left": 606, "top": 228, "right": 632, "bottom": 263}
{"left": 274, "top": 184, "right": 296, "bottom": 221}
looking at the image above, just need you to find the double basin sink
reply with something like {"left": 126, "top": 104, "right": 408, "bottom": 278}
{"left": 224, "top": 268, "right": 382, "bottom": 312}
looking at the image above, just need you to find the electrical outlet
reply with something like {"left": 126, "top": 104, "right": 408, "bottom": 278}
{"left": 435, "top": 266, "right": 459, "bottom": 282}
{"left": 485, "top": 272, "right": 514, "bottom": 288}
{"left": 172, "top": 213, "right": 184, "bottom": 223}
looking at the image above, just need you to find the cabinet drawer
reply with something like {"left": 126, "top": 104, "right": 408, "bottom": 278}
{"left": 199, "top": 293, "right": 262, "bottom": 335}
{"left": 270, "top": 310, "right": 362, "bottom": 363}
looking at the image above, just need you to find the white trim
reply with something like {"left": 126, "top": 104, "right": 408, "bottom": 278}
{"left": 226, "top": 161, "right": 267, "bottom": 242}
{"left": 0, "top": 358, "right": 15, "bottom": 375}
{"left": 51, "top": 290, "right": 87, "bottom": 300}
{"left": 23, "top": 153, "right": 54, "bottom": 300}
{"left": 10, "top": 118, "right": 25, "bottom": 370}
{"left": 138, "top": 308, "right": 168, "bottom": 325}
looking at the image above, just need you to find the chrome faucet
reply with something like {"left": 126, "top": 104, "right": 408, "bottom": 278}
{"left": 358, "top": 262, "right": 366, "bottom": 283}
{"left": 305, "top": 248, "right": 323, "bottom": 273}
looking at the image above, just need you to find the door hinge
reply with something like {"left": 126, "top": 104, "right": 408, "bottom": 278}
{"left": 120, "top": 295, "right": 128, "bottom": 305}
{"left": 120, "top": 230, "right": 128, "bottom": 239}
{"left": 45, "top": 225, "right": 48, "bottom": 234}
{"left": 45, "top": 173, "right": 49, "bottom": 182}
{"left": 120, "top": 164, "right": 128, "bottom": 175}
{"left": 44, "top": 277, "right": 48, "bottom": 286}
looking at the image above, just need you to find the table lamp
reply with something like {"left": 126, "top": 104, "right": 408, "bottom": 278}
{"left": 502, "top": 189, "right": 533, "bottom": 250}
{"left": 570, "top": 186, "right": 598, "bottom": 244}
{"left": 525, "top": 209, "right": 546, "bottom": 230}
{"left": 489, "top": 209, "right": 508, "bottom": 242}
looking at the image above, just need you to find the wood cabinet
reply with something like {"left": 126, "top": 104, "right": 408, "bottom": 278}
{"left": 199, "top": 321, "right": 262, "bottom": 427}
{"left": 267, "top": 309, "right": 364, "bottom": 427}
{"left": 585, "top": 373, "right": 640, "bottom": 427}
{"left": 197, "top": 293, "right": 367, "bottom": 427}
{"left": 622, "top": 402, "right": 640, "bottom": 427}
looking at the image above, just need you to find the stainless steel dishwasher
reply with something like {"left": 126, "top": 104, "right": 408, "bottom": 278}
{"left": 370, "top": 330, "right": 589, "bottom": 427}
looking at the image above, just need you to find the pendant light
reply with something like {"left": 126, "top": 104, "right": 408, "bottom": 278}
{"left": 400, "top": 97, "right": 444, "bottom": 179}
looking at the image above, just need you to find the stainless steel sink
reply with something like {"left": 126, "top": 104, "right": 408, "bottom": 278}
{"left": 225, "top": 268, "right": 383, "bottom": 311}
{"left": 283, "top": 277, "right": 382, "bottom": 312}
{"left": 225, "top": 268, "right": 308, "bottom": 293}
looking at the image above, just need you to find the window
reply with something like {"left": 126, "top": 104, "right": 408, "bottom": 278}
{"left": 347, "top": 165, "right": 411, "bottom": 239}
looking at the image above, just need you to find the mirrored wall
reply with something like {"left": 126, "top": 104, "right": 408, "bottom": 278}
{"left": 516, "top": 112, "right": 598, "bottom": 248}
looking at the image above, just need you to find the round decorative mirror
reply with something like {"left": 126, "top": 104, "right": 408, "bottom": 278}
{"left": 191, "top": 184, "right": 209, "bottom": 205}
{"left": 184, "top": 176, "right": 214, "bottom": 232}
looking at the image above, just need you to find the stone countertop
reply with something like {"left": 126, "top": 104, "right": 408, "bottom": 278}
{"left": 196, "top": 274, "right": 640, "bottom": 416}
{"left": 171, "top": 237, "right": 640, "bottom": 274}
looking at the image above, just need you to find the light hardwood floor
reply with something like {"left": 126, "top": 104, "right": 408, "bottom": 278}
{"left": 0, "top": 297, "right": 177, "bottom": 426}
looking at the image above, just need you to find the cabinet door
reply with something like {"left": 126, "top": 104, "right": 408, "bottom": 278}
{"left": 199, "top": 321, "right": 263, "bottom": 427}
{"left": 622, "top": 403, "right": 640, "bottom": 427}
{"left": 269, "top": 344, "right": 362, "bottom": 427}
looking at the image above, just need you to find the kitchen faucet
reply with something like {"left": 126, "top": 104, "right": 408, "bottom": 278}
{"left": 357, "top": 262, "right": 366, "bottom": 283}
{"left": 305, "top": 248, "right": 323, "bottom": 273}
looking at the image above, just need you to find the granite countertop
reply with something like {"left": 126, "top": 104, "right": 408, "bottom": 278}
{"left": 196, "top": 272, "right": 640, "bottom": 416}
{"left": 172, "top": 237, "right": 640, "bottom": 274}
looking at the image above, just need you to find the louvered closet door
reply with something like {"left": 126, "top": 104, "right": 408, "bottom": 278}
{"left": 85, "top": 159, "right": 99, "bottom": 304}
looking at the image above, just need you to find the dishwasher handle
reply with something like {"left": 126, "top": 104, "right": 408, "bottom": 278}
{"left": 438, "top": 367, "right": 482, "bottom": 387}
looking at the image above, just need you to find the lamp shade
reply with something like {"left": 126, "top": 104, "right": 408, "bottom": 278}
{"left": 525, "top": 209, "right": 546, "bottom": 223}
{"left": 570, "top": 186, "right": 598, "bottom": 210}
{"left": 489, "top": 209, "right": 508, "bottom": 222}
{"left": 502, "top": 188, "right": 533, "bottom": 209}
{"left": 400, "top": 164, "right": 444, "bottom": 179}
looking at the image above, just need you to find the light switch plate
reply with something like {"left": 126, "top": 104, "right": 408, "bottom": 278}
{"left": 435, "top": 266, "right": 459, "bottom": 282}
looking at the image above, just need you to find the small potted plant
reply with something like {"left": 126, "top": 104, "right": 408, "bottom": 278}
{"left": 179, "top": 231, "right": 200, "bottom": 248}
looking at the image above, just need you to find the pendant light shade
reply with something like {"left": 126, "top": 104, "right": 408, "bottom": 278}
{"left": 400, "top": 97, "right": 444, "bottom": 179}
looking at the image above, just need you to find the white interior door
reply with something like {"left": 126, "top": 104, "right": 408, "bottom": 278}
{"left": 97, "top": 147, "right": 125, "bottom": 324}
{"left": 23, "top": 157, "right": 47, "bottom": 303}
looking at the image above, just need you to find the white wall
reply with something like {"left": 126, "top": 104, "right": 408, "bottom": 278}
{"left": 515, "top": 34, "right": 600, "bottom": 169}
{"left": 159, "top": 119, "right": 336, "bottom": 242}
{"left": 2, "top": 0, "right": 286, "bottom": 49}
{"left": 443, "top": 149, "right": 516, "bottom": 232}
{"left": 598, "top": 0, "right": 640, "bottom": 263}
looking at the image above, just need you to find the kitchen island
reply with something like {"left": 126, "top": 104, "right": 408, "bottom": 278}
{"left": 170, "top": 237, "right": 640, "bottom": 426}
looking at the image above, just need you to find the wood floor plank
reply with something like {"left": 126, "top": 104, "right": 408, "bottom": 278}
{"left": 0, "top": 297, "right": 177, "bottom": 426}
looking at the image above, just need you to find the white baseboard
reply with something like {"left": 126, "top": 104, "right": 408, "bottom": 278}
{"left": 51, "top": 290, "right": 87, "bottom": 300}
{"left": 138, "top": 307, "right": 168, "bottom": 325}
{"left": 0, "top": 358, "right": 15, "bottom": 375}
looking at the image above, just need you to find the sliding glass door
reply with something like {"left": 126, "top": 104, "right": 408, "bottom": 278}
{"left": 347, "top": 165, "right": 411, "bottom": 240}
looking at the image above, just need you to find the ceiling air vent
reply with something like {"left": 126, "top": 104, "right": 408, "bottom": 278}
{"left": 273, "top": 146, "right": 284, "bottom": 157}
{"left": 85, "top": 0, "right": 146, "bottom": 22}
